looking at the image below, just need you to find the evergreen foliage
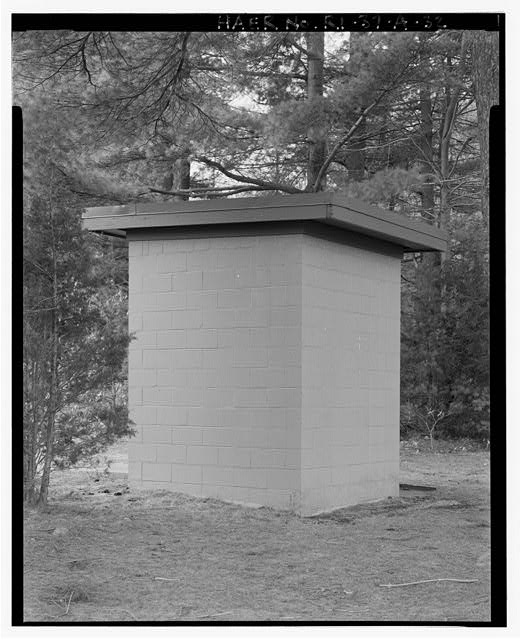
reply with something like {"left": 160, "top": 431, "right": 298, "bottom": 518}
{"left": 21, "top": 86, "right": 133, "bottom": 504}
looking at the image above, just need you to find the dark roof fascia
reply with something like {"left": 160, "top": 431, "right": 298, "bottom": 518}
{"left": 82, "top": 193, "right": 447, "bottom": 253}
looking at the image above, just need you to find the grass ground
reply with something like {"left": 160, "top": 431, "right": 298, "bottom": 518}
{"left": 23, "top": 438, "right": 490, "bottom": 623}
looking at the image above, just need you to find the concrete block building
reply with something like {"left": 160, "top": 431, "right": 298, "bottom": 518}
{"left": 83, "top": 193, "right": 446, "bottom": 515}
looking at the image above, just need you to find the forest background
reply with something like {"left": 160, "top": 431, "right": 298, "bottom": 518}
{"left": 13, "top": 28, "right": 499, "bottom": 505}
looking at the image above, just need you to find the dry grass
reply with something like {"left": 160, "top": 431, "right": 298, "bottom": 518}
{"left": 23, "top": 439, "right": 490, "bottom": 622}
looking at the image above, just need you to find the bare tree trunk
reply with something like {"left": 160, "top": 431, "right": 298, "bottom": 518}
{"left": 173, "top": 155, "right": 191, "bottom": 201}
{"left": 25, "top": 423, "right": 39, "bottom": 503}
{"left": 305, "top": 32, "right": 327, "bottom": 191}
{"left": 438, "top": 69, "right": 460, "bottom": 236}
{"left": 274, "top": 149, "right": 280, "bottom": 184}
{"left": 345, "top": 33, "right": 367, "bottom": 184}
{"left": 346, "top": 120, "right": 366, "bottom": 183}
{"left": 417, "top": 87, "right": 440, "bottom": 288}
{"left": 466, "top": 31, "right": 499, "bottom": 222}
{"left": 419, "top": 87, "right": 435, "bottom": 221}
{"left": 438, "top": 83, "right": 460, "bottom": 264}
{"left": 24, "top": 435, "right": 37, "bottom": 503}
{"left": 416, "top": 86, "right": 444, "bottom": 398}
{"left": 37, "top": 201, "right": 58, "bottom": 506}
{"left": 161, "top": 169, "right": 173, "bottom": 191}
{"left": 23, "top": 347, "right": 38, "bottom": 502}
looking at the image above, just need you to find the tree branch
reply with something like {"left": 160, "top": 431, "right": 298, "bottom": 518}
{"left": 311, "top": 45, "right": 423, "bottom": 193}
{"left": 23, "top": 257, "right": 53, "bottom": 281}
{"left": 194, "top": 156, "right": 303, "bottom": 194}
{"left": 142, "top": 184, "right": 295, "bottom": 199}
{"left": 285, "top": 35, "right": 309, "bottom": 58}
{"left": 448, "top": 136, "right": 474, "bottom": 179}
{"left": 311, "top": 100, "right": 378, "bottom": 192}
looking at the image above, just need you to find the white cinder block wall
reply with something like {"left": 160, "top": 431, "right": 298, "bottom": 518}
{"left": 127, "top": 228, "right": 401, "bottom": 515}
{"left": 128, "top": 231, "right": 303, "bottom": 510}
{"left": 301, "top": 234, "right": 402, "bottom": 514}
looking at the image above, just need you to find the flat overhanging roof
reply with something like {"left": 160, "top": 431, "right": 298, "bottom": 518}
{"left": 82, "top": 193, "right": 447, "bottom": 253}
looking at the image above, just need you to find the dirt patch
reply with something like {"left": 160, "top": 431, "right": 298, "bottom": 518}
{"left": 22, "top": 441, "right": 490, "bottom": 622}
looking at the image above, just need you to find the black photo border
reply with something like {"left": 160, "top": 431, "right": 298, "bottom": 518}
{"left": 11, "top": 11, "right": 507, "bottom": 628}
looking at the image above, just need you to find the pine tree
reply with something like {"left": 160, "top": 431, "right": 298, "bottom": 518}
{"left": 22, "top": 90, "right": 133, "bottom": 505}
